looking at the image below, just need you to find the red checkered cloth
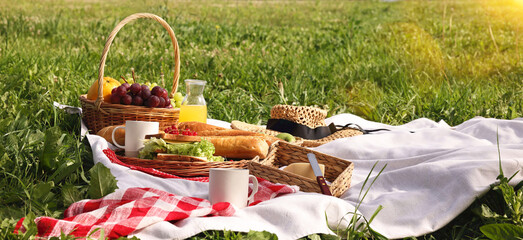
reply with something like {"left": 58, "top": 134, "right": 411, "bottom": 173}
{"left": 14, "top": 149, "right": 299, "bottom": 239}
{"left": 18, "top": 188, "right": 234, "bottom": 239}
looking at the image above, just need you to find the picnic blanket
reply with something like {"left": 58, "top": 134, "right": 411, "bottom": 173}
{"left": 80, "top": 114, "right": 523, "bottom": 239}
{"left": 79, "top": 114, "right": 523, "bottom": 239}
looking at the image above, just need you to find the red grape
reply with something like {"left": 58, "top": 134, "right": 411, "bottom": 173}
{"left": 141, "top": 89, "right": 152, "bottom": 100}
{"left": 116, "top": 85, "right": 127, "bottom": 96}
{"left": 111, "top": 87, "right": 117, "bottom": 95}
{"left": 132, "top": 95, "right": 143, "bottom": 106}
{"left": 110, "top": 94, "right": 121, "bottom": 104}
{"left": 130, "top": 83, "right": 141, "bottom": 95}
{"left": 141, "top": 89, "right": 151, "bottom": 100}
{"left": 141, "top": 84, "right": 149, "bottom": 91}
{"left": 158, "top": 97, "right": 165, "bottom": 108}
{"left": 160, "top": 88, "right": 168, "bottom": 98}
{"left": 147, "top": 95, "right": 160, "bottom": 107}
{"left": 121, "top": 94, "right": 132, "bottom": 105}
{"left": 122, "top": 83, "right": 131, "bottom": 90}
{"left": 151, "top": 86, "right": 163, "bottom": 96}
{"left": 164, "top": 97, "right": 171, "bottom": 107}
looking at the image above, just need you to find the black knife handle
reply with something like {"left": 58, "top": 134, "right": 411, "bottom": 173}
{"left": 316, "top": 176, "right": 332, "bottom": 196}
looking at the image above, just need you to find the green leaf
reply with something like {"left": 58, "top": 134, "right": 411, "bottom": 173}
{"left": 41, "top": 127, "right": 65, "bottom": 170}
{"left": 314, "top": 234, "right": 341, "bottom": 240}
{"left": 26, "top": 130, "right": 44, "bottom": 147}
{"left": 49, "top": 160, "right": 81, "bottom": 183}
{"left": 480, "top": 223, "right": 523, "bottom": 240}
{"left": 307, "top": 233, "right": 322, "bottom": 240}
{"left": 21, "top": 212, "right": 37, "bottom": 239}
{"left": 87, "top": 163, "right": 117, "bottom": 199}
{"left": 32, "top": 181, "right": 54, "bottom": 201}
{"left": 0, "top": 152, "right": 13, "bottom": 171}
{"left": 245, "top": 230, "right": 278, "bottom": 240}
{"left": 478, "top": 204, "right": 502, "bottom": 219}
{"left": 61, "top": 184, "right": 84, "bottom": 207}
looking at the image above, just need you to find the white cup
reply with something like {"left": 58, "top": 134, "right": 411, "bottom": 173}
{"left": 209, "top": 168, "right": 259, "bottom": 208}
{"left": 112, "top": 120, "right": 159, "bottom": 157}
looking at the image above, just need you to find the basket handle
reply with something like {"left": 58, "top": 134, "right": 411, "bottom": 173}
{"left": 95, "top": 13, "right": 180, "bottom": 110}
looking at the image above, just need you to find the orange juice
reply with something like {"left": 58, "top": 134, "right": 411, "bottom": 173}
{"left": 179, "top": 105, "right": 207, "bottom": 123}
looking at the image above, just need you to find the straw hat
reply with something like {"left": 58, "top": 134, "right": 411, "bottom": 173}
{"left": 231, "top": 105, "right": 363, "bottom": 147}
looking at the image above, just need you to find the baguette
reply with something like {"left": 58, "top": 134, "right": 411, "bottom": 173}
{"left": 198, "top": 129, "right": 280, "bottom": 146}
{"left": 197, "top": 129, "right": 262, "bottom": 136}
{"left": 97, "top": 125, "right": 125, "bottom": 146}
{"left": 204, "top": 136, "right": 269, "bottom": 159}
{"left": 146, "top": 132, "right": 202, "bottom": 142}
{"left": 177, "top": 121, "right": 226, "bottom": 132}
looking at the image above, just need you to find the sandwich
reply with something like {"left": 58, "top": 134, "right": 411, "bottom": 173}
{"left": 141, "top": 122, "right": 276, "bottom": 161}
{"left": 178, "top": 122, "right": 274, "bottom": 159}
{"left": 139, "top": 133, "right": 224, "bottom": 162}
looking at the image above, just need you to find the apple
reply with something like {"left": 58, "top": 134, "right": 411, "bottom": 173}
{"left": 276, "top": 133, "right": 296, "bottom": 142}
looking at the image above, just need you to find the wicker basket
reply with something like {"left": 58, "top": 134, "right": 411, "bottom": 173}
{"left": 80, "top": 13, "right": 181, "bottom": 134}
{"left": 117, "top": 154, "right": 249, "bottom": 177}
{"left": 231, "top": 120, "right": 363, "bottom": 147}
{"left": 248, "top": 141, "right": 354, "bottom": 197}
{"left": 271, "top": 105, "right": 327, "bottom": 128}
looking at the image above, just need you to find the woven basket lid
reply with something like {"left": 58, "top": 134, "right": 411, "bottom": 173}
{"left": 230, "top": 120, "right": 363, "bottom": 147}
{"left": 270, "top": 105, "right": 327, "bottom": 128}
{"left": 232, "top": 105, "right": 363, "bottom": 147}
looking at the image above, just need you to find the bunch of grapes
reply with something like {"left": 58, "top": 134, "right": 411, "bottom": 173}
{"left": 164, "top": 125, "right": 197, "bottom": 136}
{"left": 171, "top": 92, "right": 184, "bottom": 108}
{"left": 110, "top": 83, "right": 173, "bottom": 108}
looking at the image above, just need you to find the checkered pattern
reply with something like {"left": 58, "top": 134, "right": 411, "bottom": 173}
{"left": 24, "top": 188, "right": 234, "bottom": 239}
{"left": 14, "top": 149, "right": 299, "bottom": 239}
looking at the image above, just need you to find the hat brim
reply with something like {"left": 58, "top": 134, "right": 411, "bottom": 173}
{"left": 231, "top": 120, "right": 363, "bottom": 147}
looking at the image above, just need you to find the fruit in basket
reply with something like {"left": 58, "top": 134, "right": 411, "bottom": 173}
{"left": 276, "top": 133, "right": 296, "bottom": 142}
{"left": 122, "top": 81, "right": 130, "bottom": 88}
{"left": 151, "top": 86, "right": 162, "bottom": 96}
{"left": 146, "top": 95, "right": 160, "bottom": 108}
{"left": 132, "top": 95, "right": 143, "bottom": 105}
{"left": 87, "top": 77, "right": 121, "bottom": 102}
{"left": 172, "top": 92, "right": 184, "bottom": 108}
{"left": 130, "top": 83, "right": 141, "bottom": 95}
{"left": 119, "top": 78, "right": 134, "bottom": 84}
{"left": 121, "top": 94, "right": 132, "bottom": 105}
{"left": 109, "top": 82, "right": 176, "bottom": 109}
{"left": 141, "top": 88, "right": 152, "bottom": 100}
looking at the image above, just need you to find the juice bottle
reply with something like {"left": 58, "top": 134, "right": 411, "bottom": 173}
{"left": 179, "top": 105, "right": 207, "bottom": 123}
{"left": 178, "top": 79, "right": 207, "bottom": 123}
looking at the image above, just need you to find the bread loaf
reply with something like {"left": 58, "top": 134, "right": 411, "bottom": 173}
{"left": 204, "top": 136, "right": 269, "bottom": 159}
{"left": 283, "top": 163, "right": 325, "bottom": 180}
{"left": 162, "top": 122, "right": 274, "bottom": 159}
{"left": 198, "top": 129, "right": 261, "bottom": 136}
{"left": 146, "top": 132, "right": 202, "bottom": 143}
{"left": 177, "top": 121, "right": 226, "bottom": 132}
{"left": 97, "top": 125, "right": 125, "bottom": 146}
{"left": 197, "top": 129, "right": 280, "bottom": 146}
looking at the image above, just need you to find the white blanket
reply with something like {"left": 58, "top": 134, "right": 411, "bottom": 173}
{"left": 87, "top": 115, "right": 523, "bottom": 239}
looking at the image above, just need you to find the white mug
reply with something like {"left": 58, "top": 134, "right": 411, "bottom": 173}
{"left": 112, "top": 120, "right": 159, "bottom": 157}
{"left": 209, "top": 168, "right": 259, "bottom": 208}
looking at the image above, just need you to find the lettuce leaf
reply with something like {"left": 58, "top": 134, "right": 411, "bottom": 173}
{"left": 139, "top": 138, "right": 223, "bottom": 162}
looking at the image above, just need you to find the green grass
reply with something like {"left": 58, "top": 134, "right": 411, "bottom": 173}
{"left": 0, "top": 0, "right": 522, "bottom": 239}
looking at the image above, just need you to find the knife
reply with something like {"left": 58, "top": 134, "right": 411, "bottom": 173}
{"left": 307, "top": 153, "right": 332, "bottom": 196}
